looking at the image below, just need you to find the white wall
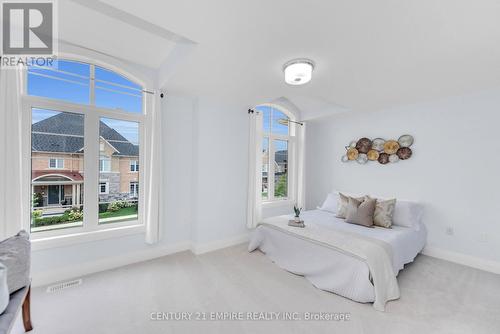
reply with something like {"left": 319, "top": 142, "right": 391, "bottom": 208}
{"left": 305, "top": 88, "right": 500, "bottom": 265}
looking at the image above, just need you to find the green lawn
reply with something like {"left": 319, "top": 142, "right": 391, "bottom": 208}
{"left": 98, "top": 206, "right": 138, "bottom": 219}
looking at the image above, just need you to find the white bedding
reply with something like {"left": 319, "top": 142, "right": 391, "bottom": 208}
{"left": 248, "top": 209, "right": 427, "bottom": 306}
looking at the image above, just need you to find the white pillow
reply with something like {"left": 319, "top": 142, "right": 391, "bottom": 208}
{"left": 318, "top": 192, "right": 339, "bottom": 213}
{"left": 392, "top": 200, "right": 423, "bottom": 230}
{"left": 0, "top": 263, "right": 9, "bottom": 315}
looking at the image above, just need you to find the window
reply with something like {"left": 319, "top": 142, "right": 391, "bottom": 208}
{"left": 48, "top": 158, "right": 64, "bottom": 169}
{"left": 27, "top": 59, "right": 144, "bottom": 237}
{"left": 99, "top": 182, "right": 109, "bottom": 194}
{"left": 31, "top": 109, "right": 84, "bottom": 232}
{"left": 99, "top": 157, "right": 111, "bottom": 172}
{"left": 98, "top": 118, "right": 139, "bottom": 225}
{"left": 256, "top": 105, "right": 293, "bottom": 202}
{"left": 130, "top": 182, "right": 139, "bottom": 197}
{"left": 130, "top": 160, "right": 139, "bottom": 172}
{"left": 27, "top": 60, "right": 142, "bottom": 113}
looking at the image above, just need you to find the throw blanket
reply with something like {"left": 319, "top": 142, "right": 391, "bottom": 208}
{"left": 259, "top": 216, "right": 400, "bottom": 311}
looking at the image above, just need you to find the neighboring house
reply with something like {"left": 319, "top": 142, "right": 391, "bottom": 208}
{"left": 261, "top": 149, "right": 288, "bottom": 195}
{"left": 32, "top": 113, "right": 139, "bottom": 210}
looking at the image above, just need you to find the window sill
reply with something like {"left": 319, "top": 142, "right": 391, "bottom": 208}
{"left": 262, "top": 199, "right": 294, "bottom": 208}
{"left": 31, "top": 224, "right": 145, "bottom": 251}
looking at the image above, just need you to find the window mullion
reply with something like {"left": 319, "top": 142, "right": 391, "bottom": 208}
{"left": 89, "top": 65, "right": 95, "bottom": 105}
{"left": 84, "top": 112, "right": 99, "bottom": 230}
{"left": 268, "top": 135, "right": 275, "bottom": 200}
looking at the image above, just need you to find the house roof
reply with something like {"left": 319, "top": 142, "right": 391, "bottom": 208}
{"left": 32, "top": 170, "right": 84, "bottom": 182}
{"left": 32, "top": 113, "right": 139, "bottom": 157}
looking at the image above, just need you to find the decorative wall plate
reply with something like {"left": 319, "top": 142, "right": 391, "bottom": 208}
{"left": 378, "top": 153, "right": 390, "bottom": 164}
{"left": 347, "top": 148, "right": 359, "bottom": 160}
{"left": 371, "top": 138, "right": 385, "bottom": 152}
{"left": 396, "top": 147, "right": 412, "bottom": 160}
{"left": 356, "top": 138, "right": 372, "bottom": 154}
{"left": 383, "top": 140, "right": 400, "bottom": 154}
{"left": 367, "top": 149, "right": 379, "bottom": 161}
{"left": 343, "top": 135, "right": 414, "bottom": 165}
{"left": 356, "top": 153, "right": 368, "bottom": 164}
{"left": 398, "top": 134, "right": 414, "bottom": 147}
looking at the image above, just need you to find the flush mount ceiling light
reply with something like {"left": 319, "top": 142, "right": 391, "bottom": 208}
{"left": 283, "top": 58, "right": 315, "bottom": 85}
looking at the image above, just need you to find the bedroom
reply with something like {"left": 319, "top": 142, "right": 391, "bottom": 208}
{"left": 0, "top": 0, "right": 499, "bottom": 333}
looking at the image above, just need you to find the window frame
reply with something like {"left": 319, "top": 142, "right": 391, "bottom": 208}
{"left": 129, "top": 181, "right": 139, "bottom": 197}
{"left": 99, "top": 157, "right": 111, "bottom": 172}
{"left": 48, "top": 158, "right": 64, "bottom": 169}
{"left": 99, "top": 181, "right": 109, "bottom": 195}
{"left": 22, "top": 58, "right": 149, "bottom": 247}
{"left": 258, "top": 104, "right": 297, "bottom": 204}
{"left": 130, "top": 160, "right": 139, "bottom": 172}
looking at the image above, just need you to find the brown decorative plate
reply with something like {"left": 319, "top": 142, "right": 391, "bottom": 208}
{"left": 356, "top": 137, "right": 372, "bottom": 154}
{"left": 398, "top": 134, "right": 414, "bottom": 147}
{"left": 347, "top": 148, "right": 359, "bottom": 160}
{"left": 371, "top": 138, "right": 385, "bottom": 152}
{"left": 396, "top": 147, "right": 412, "bottom": 160}
{"left": 378, "top": 153, "right": 390, "bottom": 164}
{"left": 367, "top": 149, "right": 380, "bottom": 161}
{"left": 383, "top": 140, "right": 400, "bottom": 154}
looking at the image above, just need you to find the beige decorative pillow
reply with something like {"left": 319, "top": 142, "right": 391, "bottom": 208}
{"left": 368, "top": 196, "right": 397, "bottom": 228}
{"left": 345, "top": 197, "right": 376, "bottom": 227}
{"left": 336, "top": 192, "right": 365, "bottom": 219}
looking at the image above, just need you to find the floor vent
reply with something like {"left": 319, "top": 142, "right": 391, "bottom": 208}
{"left": 46, "top": 279, "right": 82, "bottom": 293}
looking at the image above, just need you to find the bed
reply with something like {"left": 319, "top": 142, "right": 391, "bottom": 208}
{"left": 248, "top": 208, "right": 427, "bottom": 310}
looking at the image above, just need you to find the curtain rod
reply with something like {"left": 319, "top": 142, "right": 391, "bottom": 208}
{"left": 247, "top": 109, "right": 304, "bottom": 126}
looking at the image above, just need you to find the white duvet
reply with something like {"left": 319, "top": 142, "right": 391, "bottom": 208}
{"left": 248, "top": 210, "right": 427, "bottom": 309}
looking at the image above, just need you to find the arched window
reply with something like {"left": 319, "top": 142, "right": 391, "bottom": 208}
{"left": 27, "top": 58, "right": 144, "bottom": 235}
{"left": 255, "top": 104, "right": 295, "bottom": 202}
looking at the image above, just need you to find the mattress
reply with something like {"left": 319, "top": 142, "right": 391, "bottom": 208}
{"left": 248, "top": 209, "right": 427, "bottom": 303}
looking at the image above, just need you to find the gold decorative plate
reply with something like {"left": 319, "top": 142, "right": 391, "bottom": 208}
{"left": 367, "top": 149, "right": 380, "bottom": 161}
{"left": 383, "top": 140, "right": 400, "bottom": 154}
{"left": 347, "top": 148, "right": 359, "bottom": 160}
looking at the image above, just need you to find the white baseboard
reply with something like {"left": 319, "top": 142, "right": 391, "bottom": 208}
{"left": 32, "top": 241, "right": 191, "bottom": 287}
{"left": 190, "top": 233, "right": 250, "bottom": 255}
{"left": 422, "top": 246, "right": 500, "bottom": 275}
{"left": 32, "top": 233, "right": 251, "bottom": 287}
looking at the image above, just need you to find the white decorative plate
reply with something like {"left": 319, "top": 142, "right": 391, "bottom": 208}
{"left": 372, "top": 138, "right": 385, "bottom": 152}
{"left": 398, "top": 134, "right": 414, "bottom": 147}
{"left": 356, "top": 153, "right": 368, "bottom": 164}
{"left": 389, "top": 154, "right": 400, "bottom": 163}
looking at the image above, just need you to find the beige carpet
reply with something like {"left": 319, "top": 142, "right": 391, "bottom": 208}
{"left": 12, "top": 244, "right": 500, "bottom": 334}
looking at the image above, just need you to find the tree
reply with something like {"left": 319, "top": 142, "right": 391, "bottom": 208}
{"left": 274, "top": 174, "right": 288, "bottom": 197}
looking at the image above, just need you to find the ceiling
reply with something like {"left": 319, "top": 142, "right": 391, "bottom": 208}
{"left": 62, "top": 0, "right": 500, "bottom": 116}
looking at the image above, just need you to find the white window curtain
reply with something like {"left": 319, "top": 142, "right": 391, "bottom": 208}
{"left": 0, "top": 66, "right": 26, "bottom": 240}
{"left": 295, "top": 122, "right": 306, "bottom": 209}
{"left": 144, "top": 92, "right": 163, "bottom": 244}
{"left": 247, "top": 111, "right": 263, "bottom": 229}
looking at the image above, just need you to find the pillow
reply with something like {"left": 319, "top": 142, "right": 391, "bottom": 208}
{"left": 345, "top": 197, "right": 376, "bottom": 227}
{"left": 318, "top": 192, "right": 339, "bottom": 213}
{"left": 0, "top": 263, "right": 8, "bottom": 315}
{"left": 367, "top": 196, "right": 396, "bottom": 228}
{"left": 0, "top": 231, "right": 30, "bottom": 294}
{"left": 336, "top": 192, "right": 365, "bottom": 219}
{"left": 392, "top": 201, "right": 423, "bottom": 229}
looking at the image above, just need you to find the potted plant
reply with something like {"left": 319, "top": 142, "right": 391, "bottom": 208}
{"left": 293, "top": 205, "right": 302, "bottom": 223}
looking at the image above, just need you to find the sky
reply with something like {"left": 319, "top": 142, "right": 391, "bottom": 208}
{"left": 29, "top": 60, "right": 141, "bottom": 145}
{"left": 256, "top": 105, "right": 289, "bottom": 151}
